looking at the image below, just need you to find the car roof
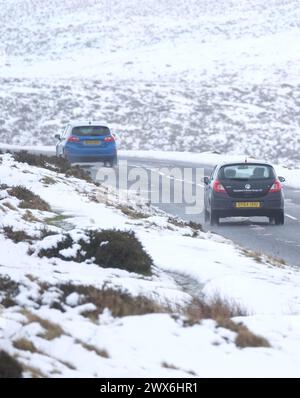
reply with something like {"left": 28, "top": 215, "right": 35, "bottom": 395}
{"left": 216, "top": 161, "right": 273, "bottom": 168}
{"left": 68, "top": 121, "right": 109, "bottom": 128}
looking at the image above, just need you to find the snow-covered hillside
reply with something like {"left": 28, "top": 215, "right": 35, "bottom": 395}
{"left": 0, "top": 0, "right": 299, "bottom": 165}
{"left": 1, "top": 153, "right": 300, "bottom": 377}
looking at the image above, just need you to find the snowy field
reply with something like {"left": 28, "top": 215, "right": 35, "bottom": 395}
{"left": 1, "top": 153, "right": 300, "bottom": 377}
{"left": 0, "top": 0, "right": 300, "bottom": 165}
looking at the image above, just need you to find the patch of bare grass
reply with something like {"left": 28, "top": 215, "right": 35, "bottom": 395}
{"left": 185, "top": 295, "right": 270, "bottom": 349}
{"left": 58, "top": 283, "right": 167, "bottom": 319}
{"left": 13, "top": 338, "right": 37, "bottom": 353}
{"left": 168, "top": 217, "right": 202, "bottom": 232}
{"left": 0, "top": 275, "right": 19, "bottom": 308}
{"left": 118, "top": 205, "right": 150, "bottom": 219}
{"left": 22, "top": 210, "right": 40, "bottom": 222}
{"left": 242, "top": 249, "right": 285, "bottom": 267}
{"left": 41, "top": 176, "right": 57, "bottom": 185}
{"left": 23, "top": 311, "right": 64, "bottom": 340}
{"left": 13, "top": 151, "right": 92, "bottom": 182}
{"left": 3, "top": 226, "right": 34, "bottom": 243}
{"left": 9, "top": 185, "right": 51, "bottom": 212}
{"left": 2, "top": 202, "right": 17, "bottom": 211}
{"left": 77, "top": 341, "right": 109, "bottom": 358}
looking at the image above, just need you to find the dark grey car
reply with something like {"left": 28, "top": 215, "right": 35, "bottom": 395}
{"left": 204, "top": 162, "right": 285, "bottom": 225}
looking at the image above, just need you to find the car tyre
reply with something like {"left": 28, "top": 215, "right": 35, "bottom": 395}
{"left": 210, "top": 208, "right": 219, "bottom": 226}
{"left": 274, "top": 211, "right": 284, "bottom": 225}
{"left": 269, "top": 216, "right": 275, "bottom": 224}
{"left": 204, "top": 208, "right": 210, "bottom": 223}
{"left": 108, "top": 156, "right": 118, "bottom": 168}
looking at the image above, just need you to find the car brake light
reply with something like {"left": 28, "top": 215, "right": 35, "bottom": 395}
{"left": 269, "top": 180, "right": 282, "bottom": 192}
{"left": 104, "top": 136, "right": 115, "bottom": 142}
{"left": 67, "top": 136, "right": 80, "bottom": 143}
{"left": 213, "top": 180, "right": 226, "bottom": 193}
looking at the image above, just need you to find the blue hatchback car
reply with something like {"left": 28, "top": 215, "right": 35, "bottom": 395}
{"left": 55, "top": 122, "right": 118, "bottom": 166}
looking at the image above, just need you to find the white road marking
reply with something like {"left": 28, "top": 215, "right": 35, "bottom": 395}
{"left": 285, "top": 213, "right": 298, "bottom": 221}
{"left": 130, "top": 163, "right": 204, "bottom": 187}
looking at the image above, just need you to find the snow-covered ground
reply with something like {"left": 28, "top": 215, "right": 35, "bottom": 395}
{"left": 0, "top": 0, "right": 300, "bottom": 165}
{"left": 1, "top": 153, "right": 300, "bottom": 377}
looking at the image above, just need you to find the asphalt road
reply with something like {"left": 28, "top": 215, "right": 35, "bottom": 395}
{"left": 91, "top": 157, "right": 300, "bottom": 267}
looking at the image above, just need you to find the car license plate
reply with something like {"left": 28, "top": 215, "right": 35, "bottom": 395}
{"left": 85, "top": 140, "right": 100, "bottom": 145}
{"left": 235, "top": 202, "right": 261, "bottom": 208}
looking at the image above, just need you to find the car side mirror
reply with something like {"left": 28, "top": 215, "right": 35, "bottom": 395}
{"left": 54, "top": 134, "right": 61, "bottom": 140}
{"left": 203, "top": 176, "right": 210, "bottom": 185}
{"left": 278, "top": 176, "right": 285, "bottom": 183}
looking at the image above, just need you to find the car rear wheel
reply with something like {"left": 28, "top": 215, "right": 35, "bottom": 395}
{"left": 274, "top": 211, "right": 284, "bottom": 225}
{"left": 204, "top": 208, "right": 210, "bottom": 223}
{"left": 108, "top": 156, "right": 118, "bottom": 168}
{"left": 269, "top": 216, "right": 275, "bottom": 224}
{"left": 210, "top": 208, "right": 219, "bottom": 226}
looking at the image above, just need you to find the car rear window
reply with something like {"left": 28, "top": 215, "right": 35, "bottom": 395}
{"left": 72, "top": 126, "right": 110, "bottom": 136}
{"left": 219, "top": 164, "right": 275, "bottom": 180}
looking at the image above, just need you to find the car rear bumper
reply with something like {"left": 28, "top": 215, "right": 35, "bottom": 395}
{"left": 211, "top": 193, "right": 284, "bottom": 217}
{"left": 65, "top": 145, "right": 117, "bottom": 163}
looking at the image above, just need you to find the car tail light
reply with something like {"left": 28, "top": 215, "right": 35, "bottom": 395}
{"left": 67, "top": 135, "right": 80, "bottom": 143}
{"left": 104, "top": 136, "right": 115, "bottom": 142}
{"left": 269, "top": 180, "right": 282, "bottom": 192}
{"left": 213, "top": 180, "right": 226, "bottom": 193}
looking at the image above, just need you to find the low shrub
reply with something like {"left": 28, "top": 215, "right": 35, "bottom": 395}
{"left": 13, "top": 152, "right": 92, "bottom": 182}
{"left": 186, "top": 295, "right": 246, "bottom": 323}
{"left": 0, "top": 351, "right": 23, "bottom": 378}
{"left": 58, "top": 283, "right": 166, "bottom": 318}
{"left": 185, "top": 296, "right": 270, "bottom": 349}
{"left": 3, "top": 226, "right": 34, "bottom": 243}
{"left": 38, "top": 229, "right": 153, "bottom": 275}
{"left": 0, "top": 275, "right": 19, "bottom": 307}
{"left": 81, "top": 230, "right": 153, "bottom": 275}
{"left": 9, "top": 186, "right": 51, "bottom": 212}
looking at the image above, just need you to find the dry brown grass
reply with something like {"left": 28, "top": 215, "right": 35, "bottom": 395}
{"left": 22, "top": 210, "right": 40, "bottom": 222}
{"left": 59, "top": 283, "right": 168, "bottom": 319}
{"left": 186, "top": 295, "right": 246, "bottom": 324}
{"left": 266, "top": 255, "right": 286, "bottom": 267}
{"left": 13, "top": 338, "right": 37, "bottom": 353}
{"left": 118, "top": 204, "right": 150, "bottom": 219}
{"left": 21, "top": 364, "right": 47, "bottom": 378}
{"left": 12, "top": 152, "right": 92, "bottom": 183}
{"left": 40, "top": 176, "right": 57, "bottom": 185}
{"left": 185, "top": 295, "right": 270, "bottom": 349}
{"left": 9, "top": 186, "right": 51, "bottom": 212}
{"left": 161, "top": 362, "right": 197, "bottom": 376}
{"left": 242, "top": 249, "right": 285, "bottom": 267}
{"left": 3, "top": 226, "right": 34, "bottom": 243}
{"left": 23, "top": 311, "right": 64, "bottom": 340}
{"left": 2, "top": 201, "right": 17, "bottom": 211}
{"left": 161, "top": 362, "right": 179, "bottom": 370}
{"left": 234, "top": 326, "right": 271, "bottom": 348}
{"left": 3, "top": 225, "right": 53, "bottom": 244}
{"left": 167, "top": 217, "right": 202, "bottom": 233}
{"left": 0, "top": 275, "right": 19, "bottom": 308}
{"left": 77, "top": 341, "right": 109, "bottom": 358}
